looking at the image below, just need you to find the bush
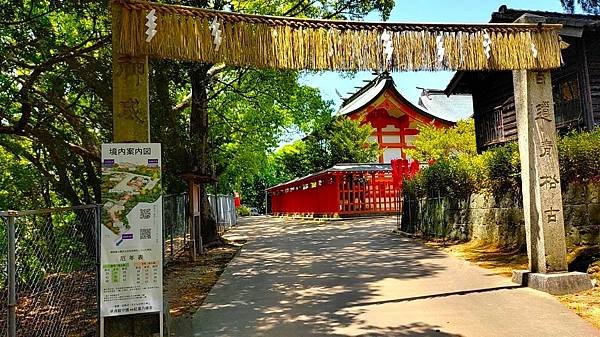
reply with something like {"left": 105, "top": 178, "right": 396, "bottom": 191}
{"left": 559, "top": 128, "right": 600, "bottom": 184}
{"left": 405, "top": 119, "right": 476, "bottom": 161}
{"left": 482, "top": 142, "right": 521, "bottom": 195}
{"left": 404, "top": 125, "right": 600, "bottom": 200}
{"left": 237, "top": 205, "right": 251, "bottom": 216}
{"left": 413, "top": 159, "right": 473, "bottom": 198}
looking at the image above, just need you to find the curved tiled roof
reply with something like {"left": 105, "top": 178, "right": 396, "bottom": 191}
{"left": 417, "top": 89, "right": 473, "bottom": 122}
{"left": 492, "top": 5, "right": 600, "bottom": 27}
{"left": 337, "top": 78, "right": 388, "bottom": 116}
{"left": 337, "top": 74, "right": 456, "bottom": 126}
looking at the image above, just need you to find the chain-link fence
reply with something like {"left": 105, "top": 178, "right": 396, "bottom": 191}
{"left": 1, "top": 215, "right": 8, "bottom": 336}
{"left": 400, "top": 195, "right": 450, "bottom": 238}
{"left": 0, "top": 205, "right": 99, "bottom": 337}
{"left": 163, "top": 193, "right": 189, "bottom": 265}
{"left": 208, "top": 194, "right": 237, "bottom": 234}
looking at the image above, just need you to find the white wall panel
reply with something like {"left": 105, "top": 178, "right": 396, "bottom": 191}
{"left": 382, "top": 135, "right": 401, "bottom": 144}
{"left": 383, "top": 148, "right": 402, "bottom": 163}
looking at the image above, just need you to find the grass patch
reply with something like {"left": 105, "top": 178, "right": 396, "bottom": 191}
{"left": 558, "top": 287, "right": 600, "bottom": 330}
{"left": 426, "top": 240, "right": 527, "bottom": 278}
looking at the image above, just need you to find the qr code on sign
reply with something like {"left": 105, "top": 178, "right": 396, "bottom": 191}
{"left": 140, "top": 208, "right": 151, "bottom": 219}
{"left": 140, "top": 228, "right": 152, "bottom": 240}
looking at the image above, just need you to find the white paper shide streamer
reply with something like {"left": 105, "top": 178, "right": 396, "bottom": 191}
{"left": 381, "top": 29, "right": 394, "bottom": 69}
{"left": 210, "top": 17, "right": 222, "bottom": 51}
{"left": 531, "top": 42, "right": 538, "bottom": 58}
{"left": 145, "top": 9, "right": 157, "bottom": 42}
{"left": 436, "top": 34, "right": 445, "bottom": 65}
{"left": 483, "top": 31, "right": 492, "bottom": 60}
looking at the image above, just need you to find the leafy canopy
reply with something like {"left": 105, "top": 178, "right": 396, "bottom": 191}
{"left": 561, "top": 0, "right": 600, "bottom": 14}
{"left": 404, "top": 119, "right": 477, "bottom": 162}
{"left": 0, "top": 0, "right": 395, "bottom": 211}
{"left": 273, "top": 117, "right": 379, "bottom": 179}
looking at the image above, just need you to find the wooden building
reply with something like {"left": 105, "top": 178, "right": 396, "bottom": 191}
{"left": 446, "top": 6, "right": 600, "bottom": 151}
{"left": 338, "top": 73, "right": 471, "bottom": 163}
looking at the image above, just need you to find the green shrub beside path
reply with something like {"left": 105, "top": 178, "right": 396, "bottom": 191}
{"left": 404, "top": 120, "right": 600, "bottom": 199}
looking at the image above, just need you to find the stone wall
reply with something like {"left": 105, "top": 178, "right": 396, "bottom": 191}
{"left": 402, "top": 182, "right": 600, "bottom": 250}
{"left": 563, "top": 183, "right": 600, "bottom": 247}
{"left": 446, "top": 193, "right": 525, "bottom": 248}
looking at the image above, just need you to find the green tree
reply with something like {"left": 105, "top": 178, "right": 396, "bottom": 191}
{"left": 0, "top": 0, "right": 395, "bottom": 248}
{"left": 235, "top": 155, "right": 291, "bottom": 212}
{"left": 329, "top": 117, "right": 380, "bottom": 164}
{"left": 274, "top": 117, "right": 379, "bottom": 181}
{"left": 0, "top": 1, "right": 111, "bottom": 253}
{"left": 561, "top": 0, "right": 600, "bottom": 14}
{"left": 0, "top": 1, "right": 109, "bottom": 208}
{"left": 404, "top": 119, "right": 476, "bottom": 161}
{"left": 0, "top": 147, "right": 50, "bottom": 211}
{"left": 166, "top": 0, "right": 395, "bottom": 244}
{"left": 275, "top": 139, "right": 327, "bottom": 178}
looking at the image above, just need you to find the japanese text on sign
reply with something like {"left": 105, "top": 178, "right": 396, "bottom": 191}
{"left": 100, "top": 143, "right": 162, "bottom": 318}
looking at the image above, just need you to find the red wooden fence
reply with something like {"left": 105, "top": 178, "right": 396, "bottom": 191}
{"left": 267, "top": 164, "right": 406, "bottom": 217}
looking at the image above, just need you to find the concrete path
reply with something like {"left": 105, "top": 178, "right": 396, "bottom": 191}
{"left": 173, "top": 216, "right": 599, "bottom": 337}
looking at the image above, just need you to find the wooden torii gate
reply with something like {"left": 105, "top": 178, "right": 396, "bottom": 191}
{"left": 108, "top": 0, "right": 592, "bottom": 336}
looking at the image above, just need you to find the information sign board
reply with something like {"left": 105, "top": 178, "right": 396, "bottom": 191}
{"left": 100, "top": 143, "right": 162, "bottom": 318}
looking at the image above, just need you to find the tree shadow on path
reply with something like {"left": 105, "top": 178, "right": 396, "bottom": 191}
{"left": 173, "top": 217, "right": 462, "bottom": 336}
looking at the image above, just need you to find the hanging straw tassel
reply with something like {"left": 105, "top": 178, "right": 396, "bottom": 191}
{"left": 111, "top": 0, "right": 563, "bottom": 71}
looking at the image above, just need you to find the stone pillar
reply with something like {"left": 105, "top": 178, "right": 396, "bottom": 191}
{"left": 104, "top": 4, "right": 161, "bottom": 337}
{"left": 513, "top": 70, "right": 567, "bottom": 273}
{"left": 512, "top": 70, "right": 592, "bottom": 294}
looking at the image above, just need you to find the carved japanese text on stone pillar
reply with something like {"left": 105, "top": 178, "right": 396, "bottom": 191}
{"left": 529, "top": 71, "right": 568, "bottom": 273}
{"left": 112, "top": 54, "right": 150, "bottom": 143}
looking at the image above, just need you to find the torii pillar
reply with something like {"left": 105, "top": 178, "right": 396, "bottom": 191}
{"left": 510, "top": 14, "right": 591, "bottom": 295}
{"left": 103, "top": 4, "right": 162, "bottom": 337}
{"left": 512, "top": 69, "right": 593, "bottom": 294}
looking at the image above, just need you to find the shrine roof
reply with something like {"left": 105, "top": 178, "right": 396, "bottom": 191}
{"left": 337, "top": 76, "right": 388, "bottom": 116}
{"left": 417, "top": 89, "right": 473, "bottom": 122}
{"left": 266, "top": 163, "right": 391, "bottom": 192}
{"left": 328, "top": 163, "right": 391, "bottom": 172}
{"left": 491, "top": 5, "right": 600, "bottom": 29}
{"left": 337, "top": 74, "right": 456, "bottom": 125}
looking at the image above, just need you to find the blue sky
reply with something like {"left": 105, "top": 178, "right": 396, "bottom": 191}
{"left": 299, "top": 0, "right": 570, "bottom": 110}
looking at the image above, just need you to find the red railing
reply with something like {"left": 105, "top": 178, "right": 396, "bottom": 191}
{"left": 338, "top": 171, "right": 398, "bottom": 215}
{"left": 268, "top": 169, "right": 402, "bottom": 217}
{"left": 270, "top": 173, "right": 339, "bottom": 215}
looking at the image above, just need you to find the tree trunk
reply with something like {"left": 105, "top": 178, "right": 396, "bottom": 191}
{"left": 189, "top": 64, "right": 220, "bottom": 245}
{"left": 150, "top": 61, "right": 187, "bottom": 178}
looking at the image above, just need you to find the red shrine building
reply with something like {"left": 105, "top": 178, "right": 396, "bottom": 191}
{"left": 267, "top": 163, "right": 398, "bottom": 217}
{"left": 338, "top": 73, "right": 469, "bottom": 163}
{"left": 267, "top": 74, "right": 472, "bottom": 217}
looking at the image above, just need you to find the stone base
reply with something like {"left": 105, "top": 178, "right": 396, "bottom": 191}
{"left": 512, "top": 270, "right": 593, "bottom": 295}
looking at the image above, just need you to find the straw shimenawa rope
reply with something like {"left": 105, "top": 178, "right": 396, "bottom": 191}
{"left": 111, "top": 0, "right": 563, "bottom": 71}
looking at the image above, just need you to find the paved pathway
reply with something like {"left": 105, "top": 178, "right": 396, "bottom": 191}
{"left": 173, "top": 216, "right": 599, "bottom": 337}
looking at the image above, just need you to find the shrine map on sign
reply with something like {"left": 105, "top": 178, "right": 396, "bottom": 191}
{"left": 99, "top": 143, "right": 163, "bottom": 319}
{"left": 101, "top": 162, "right": 161, "bottom": 242}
